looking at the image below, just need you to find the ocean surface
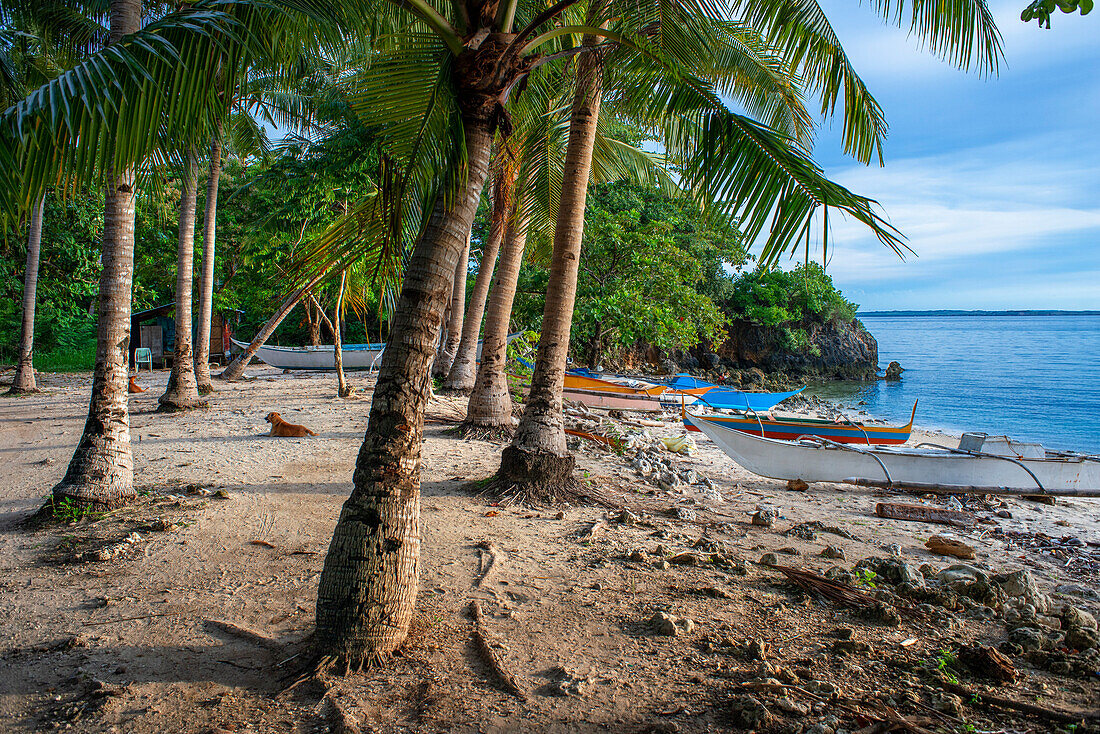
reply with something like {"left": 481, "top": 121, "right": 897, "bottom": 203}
{"left": 804, "top": 313, "right": 1100, "bottom": 455}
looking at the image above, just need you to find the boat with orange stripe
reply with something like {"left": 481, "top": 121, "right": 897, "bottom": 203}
{"left": 683, "top": 401, "right": 917, "bottom": 446}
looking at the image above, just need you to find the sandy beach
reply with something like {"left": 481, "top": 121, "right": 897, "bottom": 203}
{"left": 1, "top": 367, "right": 1097, "bottom": 733}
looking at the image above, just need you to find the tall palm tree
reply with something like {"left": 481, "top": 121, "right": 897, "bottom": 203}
{"left": 442, "top": 149, "right": 515, "bottom": 393}
{"left": 50, "top": 0, "right": 143, "bottom": 510}
{"left": 160, "top": 152, "right": 203, "bottom": 410}
{"left": 433, "top": 233, "right": 471, "bottom": 377}
{"left": 8, "top": 193, "right": 45, "bottom": 395}
{"left": 194, "top": 134, "right": 222, "bottom": 394}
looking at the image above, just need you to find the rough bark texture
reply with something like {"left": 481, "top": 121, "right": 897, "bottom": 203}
{"left": 218, "top": 270, "right": 328, "bottom": 381}
{"left": 313, "top": 103, "right": 495, "bottom": 666}
{"left": 464, "top": 216, "right": 528, "bottom": 428}
{"left": 50, "top": 0, "right": 141, "bottom": 511}
{"left": 334, "top": 271, "right": 351, "bottom": 398}
{"left": 160, "top": 154, "right": 202, "bottom": 410}
{"left": 194, "top": 137, "right": 222, "bottom": 394}
{"left": 306, "top": 299, "right": 323, "bottom": 347}
{"left": 503, "top": 43, "right": 604, "bottom": 498}
{"left": 444, "top": 159, "right": 514, "bottom": 392}
{"left": 9, "top": 193, "right": 45, "bottom": 395}
{"left": 432, "top": 235, "right": 471, "bottom": 378}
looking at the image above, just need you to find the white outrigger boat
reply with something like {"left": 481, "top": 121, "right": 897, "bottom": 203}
{"left": 685, "top": 412, "right": 1100, "bottom": 496}
{"left": 232, "top": 333, "right": 522, "bottom": 371}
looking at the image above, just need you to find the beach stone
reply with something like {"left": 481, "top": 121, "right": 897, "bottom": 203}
{"left": 628, "top": 549, "right": 647, "bottom": 562}
{"left": 992, "top": 569, "right": 1051, "bottom": 612}
{"left": 674, "top": 507, "right": 697, "bottom": 522}
{"left": 759, "top": 553, "right": 780, "bottom": 567}
{"left": 727, "top": 694, "right": 772, "bottom": 729}
{"left": 752, "top": 509, "right": 778, "bottom": 528}
{"left": 775, "top": 697, "right": 809, "bottom": 716}
{"left": 650, "top": 612, "right": 694, "bottom": 636}
{"left": 937, "top": 564, "right": 987, "bottom": 585}
{"left": 884, "top": 543, "right": 903, "bottom": 557}
{"left": 1060, "top": 605, "right": 1097, "bottom": 632}
{"left": 653, "top": 559, "right": 671, "bottom": 571}
{"left": 1064, "top": 626, "right": 1099, "bottom": 651}
{"left": 821, "top": 546, "right": 846, "bottom": 560}
{"left": 1006, "top": 626, "right": 1049, "bottom": 653}
{"left": 854, "top": 557, "right": 923, "bottom": 586}
{"left": 1056, "top": 584, "right": 1100, "bottom": 601}
{"left": 669, "top": 552, "right": 702, "bottom": 566}
{"left": 777, "top": 546, "right": 801, "bottom": 555}
{"left": 995, "top": 509, "right": 1012, "bottom": 518}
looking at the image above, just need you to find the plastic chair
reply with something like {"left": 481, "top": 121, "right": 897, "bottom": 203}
{"left": 135, "top": 347, "right": 153, "bottom": 372}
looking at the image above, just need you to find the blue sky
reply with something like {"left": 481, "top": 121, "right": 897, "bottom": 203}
{"left": 797, "top": 1, "right": 1100, "bottom": 311}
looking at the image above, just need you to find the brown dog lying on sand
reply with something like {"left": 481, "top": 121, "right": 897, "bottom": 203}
{"left": 265, "top": 412, "right": 316, "bottom": 437}
{"left": 128, "top": 376, "right": 145, "bottom": 394}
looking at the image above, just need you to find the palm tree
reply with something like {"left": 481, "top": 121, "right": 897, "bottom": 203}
{"left": 442, "top": 150, "right": 515, "bottom": 393}
{"left": 8, "top": 193, "right": 45, "bottom": 395}
{"left": 50, "top": 0, "right": 143, "bottom": 510}
{"left": 433, "top": 234, "right": 471, "bottom": 377}
{"left": 160, "top": 152, "right": 204, "bottom": 410}
{"left": 194, "top": 134, "right": 223, "bottom": 394}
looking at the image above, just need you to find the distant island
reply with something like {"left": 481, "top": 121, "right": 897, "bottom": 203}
{"left": 859, "top": 309, "right": 1100, "bottom": 317}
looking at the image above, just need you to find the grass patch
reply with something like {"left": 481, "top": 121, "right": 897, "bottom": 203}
{"left": 35, "top": 345, "right": 97, "bottom": 372}
{"left": 41, "top": 495, "right": 107, "bottom": 524}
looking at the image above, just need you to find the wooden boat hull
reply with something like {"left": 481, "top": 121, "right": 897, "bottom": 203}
{"left": 563, "top": 386, "right": 664, "bottom": 412}
{"left": 686, "top": 413, "right": 1100, "bottom": 491}
{"left": 683, "top": 403, "right": 915, "bottom": 445}
{"left": 233, "top": 333, "right": 518, "bottom": 371}
{"left": 564, "top": 373, "right": 666, "bottom": 396}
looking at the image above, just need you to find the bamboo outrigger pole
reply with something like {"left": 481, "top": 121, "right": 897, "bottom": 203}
{"left": 843, "top": 477, "right": 1100, "bottom": 498}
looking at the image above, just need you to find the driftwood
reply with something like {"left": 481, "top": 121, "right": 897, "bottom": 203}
{"left": 942, "top": 681, "right": 1098, "bottom": 725}
{"left": 845, "top": 477, "right": 1100, "bottom": 498}
{"left": 875, "top": 502, "right": 974, "bottom": 527}
{"left": 469, "top": 601, "right": 527, "bottom": 701}
{"left": 956, "top": 644, "right": 1018, "bottom": 683}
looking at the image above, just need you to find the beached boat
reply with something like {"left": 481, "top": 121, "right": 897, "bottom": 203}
{"left": 686, "top": 413, "right": 1100, "bottom": 494}
{"left": 683, "top": 402, "right": 916, "bottom": 445}
{"left": 562, "top": 373, "right": 666, "bottom": 412}
{"left": 232, "top": 333, "right": 520, "bottom": 371}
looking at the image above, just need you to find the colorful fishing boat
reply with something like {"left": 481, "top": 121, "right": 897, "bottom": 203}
{"left": 686, "top": 412, "right": 1100, "bottom": 494}
{"left": 562, "top": 373, "right": 666, "bottom": 412}
{"left": 683, "top": 402, "right": 917, "bottom": 445}
{"left": 233, "top": 333, "right": 521, "bottom": 371}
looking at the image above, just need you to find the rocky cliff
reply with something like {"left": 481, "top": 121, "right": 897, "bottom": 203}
{"left": 679, "top": 318, "right": 879, "bottom": 381}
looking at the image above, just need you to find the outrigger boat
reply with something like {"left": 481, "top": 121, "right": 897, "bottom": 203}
{"left": 683, "top": 402, "right": 917, "bottom": 445}
{"left": 566, "top": 370, "right": 803, "bottom": 411}
{"left": 686, "top": 411, "right": 1100, "bottom": 496}
{"left": 232, "top": 333, "right": 521, "bottom": 371}
{"left": 562, "top": 373, "right": 666, "bottom": 412}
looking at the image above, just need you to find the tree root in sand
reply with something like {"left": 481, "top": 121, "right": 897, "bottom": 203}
{"left": 481, "top": 445, "right": 582, "bottom": 506}
{"left": 469, "top": 600, "right": 527, "bottom": 701}
{"left": 456, "top": 422, "right": 515, "bottom": 442}
{"left": 475, "top": 541, "right": 501, "bottom": 588}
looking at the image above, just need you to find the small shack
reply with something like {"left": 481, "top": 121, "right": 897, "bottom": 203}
{"left": 130, "top": 304, "right": 240, "bottom": 370}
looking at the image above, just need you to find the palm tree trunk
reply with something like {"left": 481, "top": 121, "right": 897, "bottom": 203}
{"left": 432, "top": 234, "right": 470, "bottom": 378}
{"left": 444, "top": 160, "right": 515, "bottom": 392}
{"left": 464, "top": 213, "right": 528, "bottom": 427}
{"left": 218, "top": 269, "right": 329, "bottom": 382}
{"left": 160, "top": 152, "right": 202, "bottom": 410}
{"left": 314, "top": 106, "right": 494, "bottom": 667}
{"left": 306, "top": 299, "right": 322, "bottom": 346}
{"left": 8, "top": 193, "right": 45, "bottom": 395}
{"left": 50, "top": 0, "right": 141, "bottom": 512}
{"left": 499, "top": 43, "right": 605, "bottom": 500}
{"left": 194, "top": 136, "right": 222, "bottom": 394}
{"left": 334, "top": 270, "right": 350, "bottom": 398}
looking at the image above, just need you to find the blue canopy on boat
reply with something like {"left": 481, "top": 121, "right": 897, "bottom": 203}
{"left": 691, "top": 387, "right": 804, "bottom": 411}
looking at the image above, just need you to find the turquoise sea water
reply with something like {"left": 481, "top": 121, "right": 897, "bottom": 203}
{"left": 805, "top": 313, "right": 1100, "bottom": 455}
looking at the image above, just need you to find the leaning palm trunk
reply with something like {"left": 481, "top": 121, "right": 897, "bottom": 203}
{"left": 444, "top": 161, "right": 515, "bottom": 392}
{"left": 464, "top": 214, "right": 529, "bottom": 428}
{"left": 50, "top": 0, "right": 142, "bottom": 511}
{"left": 334, "top": 270, "right": 350, "bottom": 398}
{"left": 313, "top": 106, "right": 494, "bottom": 667}
{"left": 194, "top": 136, "right": 222, "bottom": 394}
{"left": 217, "top": 269, "right": 329, "bottom": 381}
{"left": 8, "top": 193, "right": 46, "bottom": 395}
{"left": 432, "top": 235, "right": 470, "bottom": 378}
{"left": 160, "top": 153, "right": 202, "bottom": 410}
{"left": 500, "top": 44, "right": 605, "bottom": 501}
